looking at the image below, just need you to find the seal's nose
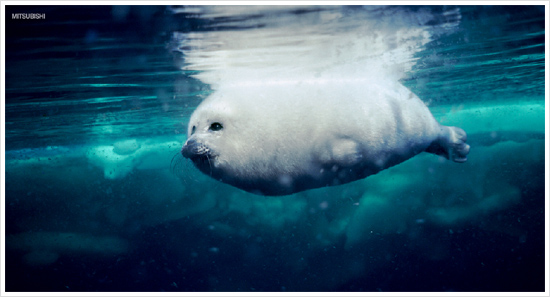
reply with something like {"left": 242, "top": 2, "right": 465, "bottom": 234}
{"left": 181, "top": 139, "right": 197, "bottom": 158}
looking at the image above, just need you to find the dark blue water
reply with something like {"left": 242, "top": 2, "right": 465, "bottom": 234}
{"left": 3, "top": 5, "right": 547, "bottom": 292}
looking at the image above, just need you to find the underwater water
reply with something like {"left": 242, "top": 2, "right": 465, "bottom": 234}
{"left": 2, "top": 4, "right": 547, "bottom": 293}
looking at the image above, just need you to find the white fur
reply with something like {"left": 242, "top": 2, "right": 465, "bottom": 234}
{"left": 184, "top": 79, "right": 461, "bottom": 195}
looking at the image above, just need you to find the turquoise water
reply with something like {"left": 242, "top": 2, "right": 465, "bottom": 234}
{"left": 3, "top": 5, "right": 547, "bottom": 292}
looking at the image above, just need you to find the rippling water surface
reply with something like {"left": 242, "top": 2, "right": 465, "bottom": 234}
{"left": 3, "top": 4, "right": 547, "bottom": 292}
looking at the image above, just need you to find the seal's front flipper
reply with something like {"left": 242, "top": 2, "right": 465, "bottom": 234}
{"left": 329, "top": 138, "right": 362, "bottom": 167}
{"left": 426, "top": 126, "right": 470, "bottom": 162}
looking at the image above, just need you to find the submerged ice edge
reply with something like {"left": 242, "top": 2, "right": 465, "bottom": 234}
{"left": 5, "top": 137, "right": 544, "bottom": 274}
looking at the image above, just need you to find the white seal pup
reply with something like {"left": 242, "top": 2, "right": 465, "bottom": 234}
{"left": 181, "top": 80, "right": 469, "bottom": 196}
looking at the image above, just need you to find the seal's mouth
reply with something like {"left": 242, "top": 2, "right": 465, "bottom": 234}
{"left": 181, "top": 139, "right": 215, "bottom": 171}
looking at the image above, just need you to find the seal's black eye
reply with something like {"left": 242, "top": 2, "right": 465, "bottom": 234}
{"left": 209, "top": 122, "right": 223, "bottom": 131}
{"left": 191, "top": 126, "right": 196, "bottom": 135}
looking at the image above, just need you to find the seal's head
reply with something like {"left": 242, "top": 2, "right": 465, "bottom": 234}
{"left": 180, "top": 97, "right": 233, "bottom": 177}
{"left": 179, "top": 87, "right": 304, "bottom": 195}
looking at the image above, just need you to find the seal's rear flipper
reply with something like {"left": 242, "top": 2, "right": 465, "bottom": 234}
{"left": 425, "top": 126, "right": 470, "bottom": 162}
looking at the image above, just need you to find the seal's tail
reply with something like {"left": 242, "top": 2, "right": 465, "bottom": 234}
{"left": 425, "top": 126, "right": 470, "bottom": 163}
